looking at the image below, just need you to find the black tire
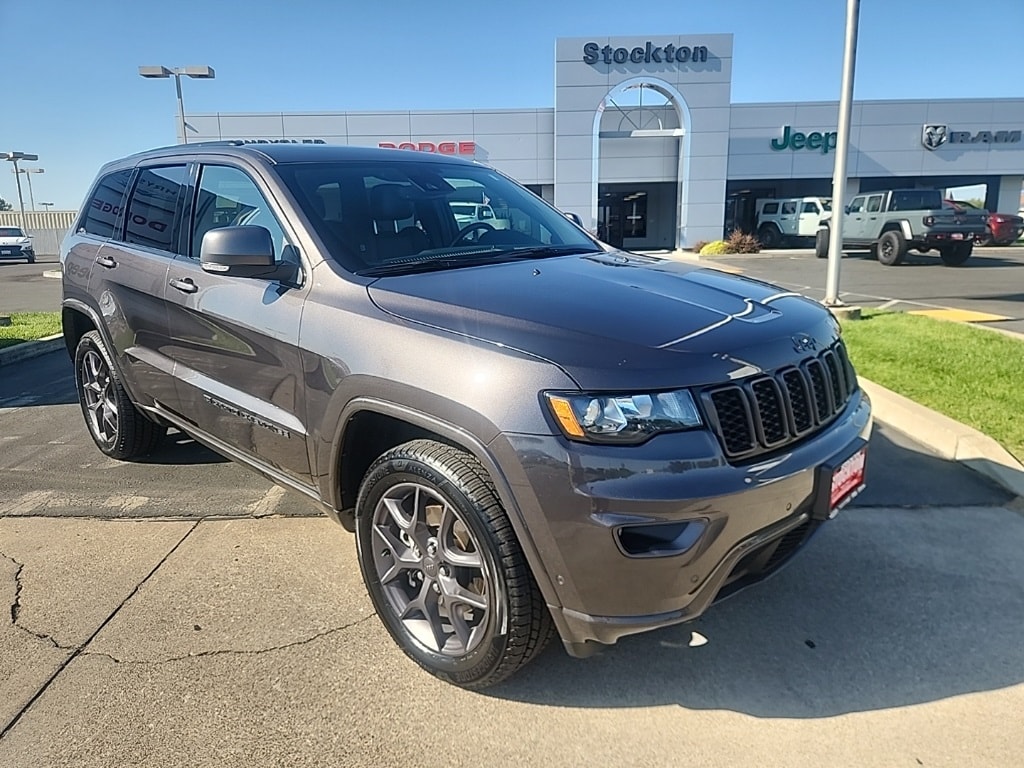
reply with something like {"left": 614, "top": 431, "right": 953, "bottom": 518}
{"left": 976, "top": 235, "right": 994, "bottom": 247}
{"left": 876, "top": 230, "right": 907, "bottom": 266}
{"left": 74, "top": 330, "right": 164, "bottom": 460}
{"left": 814, "top": 228, "right": 829, "bottom": 259}
{"left": 939, "top": 241, "right": 973, "bottom": 266}
{"left": 758, "top": 224, "right": 782, "bottom": 249}
{"left": 355, "top": 439, "right": 553, "bottom": 689}
{"left": 26, "top": 254, "right": 36, "bottom": 264}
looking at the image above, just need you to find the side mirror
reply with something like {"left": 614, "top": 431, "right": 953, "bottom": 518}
{"left": 200, "top": 226, "right": 294, "bottom": 281}
{"left": 844, "top": 205, "right": 851, "bottom": 215}
{"left": 563, "top": 211, "right": 584, "bottom": 227}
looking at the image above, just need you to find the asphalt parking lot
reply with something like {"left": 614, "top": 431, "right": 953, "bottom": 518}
{"left": 1, "top": 350, "right": 1022, "bottom": 766}
{"left": 709, "top": 244, "right": 1024, "bottom": 334}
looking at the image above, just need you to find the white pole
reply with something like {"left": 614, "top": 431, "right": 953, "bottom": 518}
{"left": 824, "top": 0, "right": 860, "bottom": 307}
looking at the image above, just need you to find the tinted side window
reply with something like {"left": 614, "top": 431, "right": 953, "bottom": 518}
{"left": 124, "top": 165, "right": 188, "bottom": 253}
{"left": 802, "top": 202, "right": 819, "bottom": 214}
{"left": 781, "top": 201, "right": 797, "bottom": 215}
{"left": 80, "top": 169, "right": 132, "bottom": 239}
{"left": 849, "top": 197, "right": 865, "bottom": 213}
{"left": 866, "top": 195, "right": 883, "bottom": 213}
{"left": 762, "top": 202, "right": 779, "bottom": 215}
{"left": 191, "top": 165, "right": 289, "bottom": 263}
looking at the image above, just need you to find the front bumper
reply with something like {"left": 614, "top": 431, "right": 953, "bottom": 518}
{"left": 494, "top": 388, "right": 872, "bottom": 653}
{"left": 0, "top": 245, "right": 32, "bottom": 259}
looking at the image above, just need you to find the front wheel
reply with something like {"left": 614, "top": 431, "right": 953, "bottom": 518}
{"left": 876, "top": 230, "right": 907, "bottom": 266}
{"left": 74, "top": 331, "right": 164, "bottom": 459}
{"left": 355, "top": 440, "right": 553, "bottom": 689}
{"left": 939, "top": 241, "right": 973, "bottom": 266}
{"left": 26, "top": 254, "right": 36, "bottom": 264}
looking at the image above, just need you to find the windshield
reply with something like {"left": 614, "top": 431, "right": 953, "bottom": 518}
{"left": 0, "top": 227, "right": 25, "bottom": 238}
{"left": 279, "top": 160, "right": 599, "bottom": 274}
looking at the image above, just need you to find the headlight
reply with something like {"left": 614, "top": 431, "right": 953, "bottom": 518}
{"left": 544, "top": 389, "right": 703, "bottom": 444}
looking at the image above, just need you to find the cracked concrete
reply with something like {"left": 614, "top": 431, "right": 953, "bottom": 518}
{"left": 80, "top": 614, "right": 376, "bottom": 666}
{"left": 0, "top": 518, "right": 196, "bottom": 734}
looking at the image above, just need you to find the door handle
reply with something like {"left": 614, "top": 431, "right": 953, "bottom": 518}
{"left": 95, "top": 255, "right": 117, "bottom": 269}
{"left": 169, "top": 277, "right": 198, "bottom": 294}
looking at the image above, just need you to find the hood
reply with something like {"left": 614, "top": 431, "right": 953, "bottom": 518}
{"left": 0, "top": 235, "right": 30, "bottom": 244}
{"left": 368, "top": 251, "right": 841, "bottom": 389}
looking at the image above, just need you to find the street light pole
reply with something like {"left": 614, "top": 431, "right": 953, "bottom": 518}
{"left": 139, "top": 65, "right": 216, "bottom": 144}
{"left": 824, "top": 0, "right": 861, "bottom": 307}
{"left": 40, "top": 202, "right": 54, "bottom": 211}
{"left": 12, "top": 167, "right": 44, "bottom": 210}
{"left": 1, "top": 151, "right": 38, "bottom": 233}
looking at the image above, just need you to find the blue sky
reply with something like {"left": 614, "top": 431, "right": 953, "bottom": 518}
{"left": 4, "top": 0, "right": 1023, "bottom": 209}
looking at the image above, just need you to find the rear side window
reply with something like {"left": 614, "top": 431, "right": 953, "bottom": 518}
{"left": 762, "top": 202, "right": 779, "bottom": 215}
{"left": 80, "top": 169, "right": 133, "bottom": 238}
{"left": 124, "top": 165, "right": 188, "bottom": 253}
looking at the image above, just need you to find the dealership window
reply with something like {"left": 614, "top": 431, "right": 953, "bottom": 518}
{"left": 124, "top": 165, "right": 188, "bottom": 253}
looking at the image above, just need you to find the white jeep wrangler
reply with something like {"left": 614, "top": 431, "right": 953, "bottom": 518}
{"left": 755, "top": 197, "right": 831, "bottom": 248}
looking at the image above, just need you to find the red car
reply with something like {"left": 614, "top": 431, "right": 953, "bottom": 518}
{"left": 946, "top": 199, "right": 1024, "bottom": 245}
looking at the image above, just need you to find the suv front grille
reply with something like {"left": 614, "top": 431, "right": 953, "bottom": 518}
{"left": 703, "top": 341, "right": 858, "bottom": 462}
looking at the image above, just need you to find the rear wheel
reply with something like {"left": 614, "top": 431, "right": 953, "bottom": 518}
{"left": 758, "top": 224, "right": 782, "bottom": 249}
{"left": 939, "top": 241, "right": 973, "bottom": 266}
{"left": 74, "top": 331, "right": 164, "bottom": 459}
{"left": 876, "top": 230, "right": 907, "bottom": 266}
{"left": 814, "top": 228, "right": 829, "bottom": 259}
{"left": 355, "top": 439, "right": 553, "bottom": 689}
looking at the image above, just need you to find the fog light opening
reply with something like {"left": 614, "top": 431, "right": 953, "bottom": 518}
{"left": 616, "top": 520, "right": 706, "bottom": 558}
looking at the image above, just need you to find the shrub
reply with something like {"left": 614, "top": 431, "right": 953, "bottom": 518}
{"left": 699, "top": 240, "right": 731, "bottom": 255}
{"left": 691, "top": 240, "right": 710, "bottom": 253}
{"left": 726, "top": 229, "right": 761, "bottom": 254}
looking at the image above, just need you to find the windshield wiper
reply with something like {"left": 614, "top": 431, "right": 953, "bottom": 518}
{"left": 359, "top": 244, "right": 598, "bottom": 277}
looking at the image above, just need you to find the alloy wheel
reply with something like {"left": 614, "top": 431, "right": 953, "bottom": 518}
{"left": 370, "top": 482, "right": 492, "bottom": 656}
{"left": 80, "top": 349, "right": 119, "bottom": 449}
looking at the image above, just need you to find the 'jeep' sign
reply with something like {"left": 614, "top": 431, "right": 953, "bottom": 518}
{"left": 922, "top": 124, "right": 1022, "bottom": 150}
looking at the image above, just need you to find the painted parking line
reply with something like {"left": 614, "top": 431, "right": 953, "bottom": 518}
{"left": 907, "top": 308, "right": 1012, "bottom": 323}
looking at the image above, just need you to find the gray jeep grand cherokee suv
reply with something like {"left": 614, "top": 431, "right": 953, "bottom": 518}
{"left": 61, "top": 143, "right": 871, "bottom": 688}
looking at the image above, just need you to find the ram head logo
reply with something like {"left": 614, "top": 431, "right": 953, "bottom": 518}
{"left": 922, "top": 124, "right": 948, "bottom": 150}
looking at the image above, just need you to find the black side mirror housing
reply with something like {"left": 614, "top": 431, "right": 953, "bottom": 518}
{"left": 200, "top": 226, "right": 295, "bottom": 281}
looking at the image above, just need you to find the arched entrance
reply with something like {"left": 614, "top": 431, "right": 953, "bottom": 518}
{"left": 591, "top": 78, "right": 691, "bottom": 250}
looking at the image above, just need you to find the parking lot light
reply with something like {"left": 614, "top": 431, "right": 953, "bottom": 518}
{"left": 1, "top": 151, "right": 39, "bottom": 232}
{"left": 12, "top": 167, "right": 44, "bottom": 210}
{"left": 138, "top": 65, "right": 216, "bottom": 144}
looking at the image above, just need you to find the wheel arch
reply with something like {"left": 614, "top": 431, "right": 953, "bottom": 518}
{"left": 327, "top": 398, "right": 566, "bottom": 621}
{"left": 61, "top": 300, "right": 103, "bottom": 359}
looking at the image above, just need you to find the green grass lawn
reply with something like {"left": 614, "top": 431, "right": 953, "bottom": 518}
{"left": 841, "top": 311, "right": 1022, "bottom": 460}
{"left": 0, "top": 312, "right": 62, "bottom": 350}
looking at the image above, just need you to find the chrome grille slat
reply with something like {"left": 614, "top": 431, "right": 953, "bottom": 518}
{"left": 703, "top": 341, "right": 858, "bottom": 461}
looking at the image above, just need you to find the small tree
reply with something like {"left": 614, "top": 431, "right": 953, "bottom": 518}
{"left": 0, "top": 197, "right": 12, "bottom": 212}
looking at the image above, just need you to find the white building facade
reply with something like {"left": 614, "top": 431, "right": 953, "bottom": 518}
{"left": 187, "top": 34, "right": 1024, "bottom": 250}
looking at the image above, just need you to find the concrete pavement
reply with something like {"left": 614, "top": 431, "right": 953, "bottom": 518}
{"left": 2, "top": 507, "right": 1023, "bottom": 767}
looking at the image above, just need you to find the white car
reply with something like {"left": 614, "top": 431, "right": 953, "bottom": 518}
{"left": 0, "top": 226, "right": 35, "bottom": 263}
{"left": 450, "top": 202, "right": 509, "bottom": 231}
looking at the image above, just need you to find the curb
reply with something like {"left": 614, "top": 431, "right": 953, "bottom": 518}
{"left": 861, "top": 378, "right": 1024, "bottom": 504}
{"left": 0, "top": 333, "right": 65, "bottom": 367}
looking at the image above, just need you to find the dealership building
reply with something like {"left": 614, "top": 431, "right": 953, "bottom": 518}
{"left": 187, "top": 34, "right": 1024, "bottom": 250}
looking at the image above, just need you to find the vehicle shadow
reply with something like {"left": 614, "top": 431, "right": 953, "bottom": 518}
{"left": 487, "top": 428, "right": 1024, "bottom": 717}
{"left": 846, "top": 251, "right": 1024, "bottom": 268}
{"left": 490, "top": 504, "right": 1024, "bottom": 717}
{"left": 139, "top": 430, "right": 229, "bottom": 465}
